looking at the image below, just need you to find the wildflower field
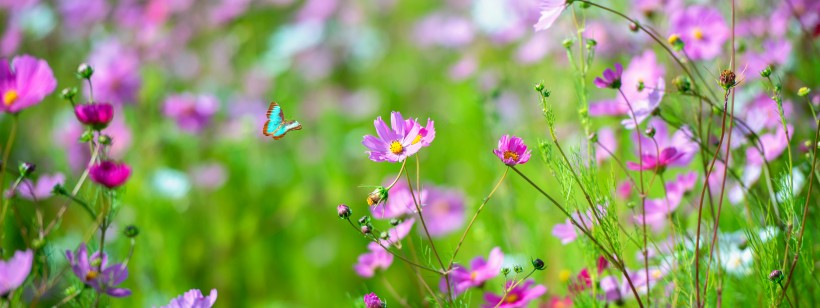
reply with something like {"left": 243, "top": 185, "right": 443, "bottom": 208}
{"left": 1, "top": 0, "right": 820, "bottom": 307}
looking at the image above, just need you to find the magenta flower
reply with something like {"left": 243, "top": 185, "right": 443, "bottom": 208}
{"left": 494, "top": 135, "right": 531, "bottom": 166}
{"left": 552, "top": 206, "right": 606, "bottom": 244}
{"left": 362, "top": 112, "right": 423, "bottom": 163}
{"left": 354, "top": 242, "right": 394, "bottom": 278}
{"left": 594, "top": 63, "right": 623, "bottom": 89}
{"left": 0, "top": 55, "right": 57, "bottom": 113}
{"left": 0, "top": 249, "right": 33, "bottom": 295}
{"left": 669, "top": 5, "right": 729, "bottom": 60}
{"left": 163, "top": 93, "right": 220, "bottom": 133}
{"left": 89, "top": 161, "right": 132, "bottom": 188}
{"left": 632, "top": 172, "right": 698, "bottom": 231}
{"left": 746, "top": 125, "right": 793, "bottom": 165}
{"left": 160, "top": 289, "right": 218, "bottom": 308}
{"left": 442, "top": 247, "right": 504, "bottom": 295}
{"left": 483, "top": 280, "right": 547, "bottom": 308}
{"left": 75, "top": 102, "right": 114, "bottom": 130}
{"left": 363, "top": 292, "right": 385, "bottom": 308}
{"left": 65, "top": 244, "right": 131, "bottom": 297}
{"left": 13, "top": 173, "right": 64, "bottom": 200}
{"left": 626, "top": 119, "right": 698, "bottom": 171}
{"left": 419, "top": 186, "right": 465, "bottom": 237}
{"left": 87, "top": 40, "right": 141, "bottom": 104}
{"left": 594, "top": 127, "right": 617, "bottom": 165}
{"left": 534, "top": 0, "right": 568, "bottom": 31}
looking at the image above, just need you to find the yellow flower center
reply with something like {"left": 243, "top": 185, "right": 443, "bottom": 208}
{"left": 504, "top": 293, "right": 519, "bottom": 303}
{"left": 667, "top": 34, "right": 681, "bottom": 45}
{"left": 3, "top": 90, "right": 19, "bottom": 106}
{"left": 412, "top": 134, "right": 422, "bottom": 145}
{"left": 559, "top": 269, "right": 571, "bottom": 282}
{"left": 693, "top": 27, "right": 704, "bottom": 40}
{"left": 389, "top": 141, "right": 404, "bottom": 154}
{"left": 503, "top": 151, "right": 519, "bottom": 162}
{"left": 652, "top": 269, "right": 662, "bottom": 279}
{"left": 470, "top": 271, "right": 478, "bottom": 281}
{"left": 85, "top": 270, "right": 99, "bottom": 281}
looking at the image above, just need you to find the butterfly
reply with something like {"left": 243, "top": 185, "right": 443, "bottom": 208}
{"left": 262, "top": 101, "right": 302, "bottom": 140}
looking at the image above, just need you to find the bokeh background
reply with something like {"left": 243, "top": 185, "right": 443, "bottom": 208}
{"left": 2, "top": 0, "right": 818, "bottom": 306}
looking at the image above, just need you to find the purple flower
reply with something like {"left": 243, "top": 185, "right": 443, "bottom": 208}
{"left": 58, "top": 0, "right": 109, "bottom": 31}
{"left": 0, "top": 249, "right": 33, "bottom": 295}
{"left": 442, "top": 247, "right": 504, "bottom": 295}
{"left": 594, "top": 63, "right": 623, "bottom": 89}
{"left": 419, "top": 186, "right": 465, "bottom": 237}
{"left": 65, "top": 244, "right": 131, "bottom": 297}
{"left": 89, "top": 161, "right": 132, "bottom": 188}
{"left": 363, "top": 292, "right": 385, "bottom": 308}
{"left": 0, "top": 55, "right": 57, "bottom": 113}
{"left": 621, "top": 51, "right": 666, "bottom": 103}
{"left": 354, "top": 242, "right": 394, "bottom": 278}
{"left": 494, "top": 135, "right": 532, "bottom": 166}
{"left": 669, "top": 5, "right": 729, "bottom": 60}
{"left": 75, "top": 102, "right": 114, "bottom": 130}
{"left": 533, "top": 0, "right": 568, "bottom": 31}
{"left": 626, "top": 119, "right": 697, "bottom": 171}
{"left": 163, "top": 93, "right": 219, "bottom": 133}
{"left": 632, "top": 172, "right": 697, "bottom": 231}
{"left": 595, "top": 127, "right": 617, "bottom": 165}
{"left": 413, "top": 14, "right": 475, "bottom": 48}
{"left": 362, "top": 112, "right": 424, "bottom": 163}
{"left": 13, "top": 173, "right": 64, "bottom": 200}
{"left": 483, "top": 279, "right": 547, "bottom": 308}
{"left": 161, "top": 289, "right": 218, "bottom": 308}
{"left": 87, "top": 40, "right": 141, "bottom": 104}
{"left": 746, "top": 124, "right": 793, "bottom": 165}
{"left": 620, "top": 78, "right": 665, "bottom": 129}
{"left": 551, "top": 206, "right": 606, "bottom": 245}
{"left": 741, "top": 39, "right": 791, "bottom": 80}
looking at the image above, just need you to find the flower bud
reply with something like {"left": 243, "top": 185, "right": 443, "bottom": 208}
{"left": 534, "top": 83, "right": 545, "bottom": 92}
{"left": 645, "top": 127, "right": 656, "bottom": 138}
{"left": 389, "top": 218, "right": 400, "bottom": 226}
{"left": 366, "top": 187, "right": 388, "bottom": 206}
{"left": 629, "top": 22, "right": 639, "bottom": 32}
{"left": 31, "top": 238, "right": 45, "bottom": 249}
{"left": 98, "top": 134, "right": 112, "bottom": 145}
{"left": 586, "top": 38, "right": 597, "bottom": 48}
{"left": 532, "top": 258, "right": 546, "bottom": 270}
{"left": 769, "top": 269, "right": 784, "bottom": 284}
{"left": 562, "top": 39, "right": 573, "bottom": 49}
{"left": 361, "top": 224, "right": 373, "bottom": 234}
{"left": 760, "top": 66, "right": 772, "bottom": 78}
{"left": 124, "top": 225, "right": 139, "bottom": 238}
{"left": 501, "top": 267, "right": 511, "bottom": 276}
{"left": 61, "top": 87, "right": 79, "bottom": 102}
{"left": 667, "top": 34, "right": 684, "bottom": 51}
{"left": 52, "top": 183, "right": 69, "bottom": 196}
{"left": 76, "top": 63, "right": 94, "bottom": 80}
{"left": 588, "top": 133, "right": 598, "bottom": 143}
{"left": 79, "top": 130, "right": 94, "bottom": 143}
{"left": 672, "top": 75, "right": 692, "bottom": 93}
{"left": 358, "top": 216, "right": 370, "bottom": 226}
{"left": 337, "top": 204, "right": 352, "bottom": 219}
{"left": 719, "top": 70, "right": 736, "bottom": 90}
{"left": 513, "top": 265, "right": 524, "bottom": 273}
{"left": 379, "top": 231, "right": 389, "bottom": 240}
{"left": 19, "top": 162, "right": 35, "bottom": 177}
{"left": 798, "top": 87, "right": 811, "bottom": 97}
{"left": 75, "top": 103, "right": 114, "bottom": 130}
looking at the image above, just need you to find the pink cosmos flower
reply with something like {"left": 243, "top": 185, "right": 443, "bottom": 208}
{"left": 632, "top": 172, "right": 698, "bottom": 231}
{"left": 419, "top": 186, "right": 465, "bottom": 237}
{"left": 89, "top": 161, "right": 132, "bottom": 188}
{"left": 590, "top": 51, "right": 664, "bottom": 118}
{"left": 354, "top": 242, "right": 394, "bottom": 278}
{"left": 65, "top": 244, "right": 131, "bottom": 297}
{"left": 534, "top": 0, "right": 568, "bottom": 31}
{"left": 0, "top": 55, "right": 57, "bottom": 113}
{"left": 0, "top": 249, "right": 33, "bottom": 295}
{"left": 13, "top": 173, "right": 64, "bottom": 200}
{"left": 87, "top": 40, "right": 141, "bottom": 105}
{"left": 595, "top": 127, "right": 617, "bottom": 165}
{"left": 494, "top": 135, "right": 532, "bottom": 166}
{"left": 483, "top": 279, "right": 547, "bottom": 308}
{"left": 363, "top": 292, "right": 385, "bottom": 308}
{"left": 75, "top": 102, "right": 114, "bottom": 130}
{"left": 362, "top": 111, "right": 424, "bottom": 163}
{"left": 626, "top": 119, "right": 698, "bottom": 171}
{"left": 442, "top": 247, "right": 504, "bottom": 295}
{"left": 552, "top": 206, "right": 606, "bottom": 244}
{"left": 163, "top": 93, "right": 220, "bottom": 133}
{"left": 594, "top": 63, "right": 623, "bottom": 89}
{"left": 160, "top": 289, "right": 218, "bottom": 308}
{"left": 669, "top": 5, "right": 729, "bottom": 60}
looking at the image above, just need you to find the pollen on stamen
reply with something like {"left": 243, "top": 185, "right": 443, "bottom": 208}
{"left": 692, "top": 28, "right": 704, "bottom": 40}
{"left": 85, "top": 270, "right": 99, "bottom": 281}
{"left": 389, "top": 141, "right": 404, "bottom": 154}
{"left": 3, "top": 90, "right": 19, "bottom": 106}
{"left": 503, "top": 151, "right": 519, "bottom": 162}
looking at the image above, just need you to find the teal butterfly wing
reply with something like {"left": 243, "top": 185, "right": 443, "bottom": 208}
{"left": 262, "top": 101, "right": 302, "bottom": 140}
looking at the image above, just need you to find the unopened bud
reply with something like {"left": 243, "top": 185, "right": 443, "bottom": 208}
{"left": 361, "top": 224, "right": 373, "bottom": 234}
{"left": 672, "top": 75, "right": 692, "bottom": 93}
{"left": 719, "top": 70, "right": 737, "bottom": 90}
{"left": 532, "top": 258, "right": 546, "bottom": 270}
{"left": 769, "top": 270, "right": 784, "bottom": 284}
{"left": 645, "top": 127, "right": 656, "bottom": 137}
{"left": 337, "top": 204, "right": 352, "bottom": 219}
{"left": 124, "top": 225, "right": 139, "bottom": 238}
{"left": 389, "top": 218, "right": 400, "bottom": 226}
{"left": 760, "top": 66, "right": 772, "bottom": 78}
{"left": 76, "top": 63, "right": 94, "bottom": 79}
{"left": 19, "top": 162, "right": 35, "bottom": 177}
{"left": 798, "top": 87, "right": 811, "bottom": 97}
{"left": 98, "top": 134, "right": 112, "bottom": 145}
{"left": 366, "top": 187, "right": 388, "bottom": 206}
{"left": 629, "top": 22, "right": 639, "bottom": 32}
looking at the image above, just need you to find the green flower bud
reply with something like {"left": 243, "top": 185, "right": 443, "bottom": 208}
{"left": 124, "top": 225, "right": 140, "bottom": 238}
{"left": 798, "top": 87, "right": 811, "bottom": 97}
{"left": 76, "top": 63, "right": 94, "bottom": 80}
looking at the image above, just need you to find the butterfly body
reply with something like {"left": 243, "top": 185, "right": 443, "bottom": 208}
{"left": 263, "top": 102, "right": 302, "bottom": 140}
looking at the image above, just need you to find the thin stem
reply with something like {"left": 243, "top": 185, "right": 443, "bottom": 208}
{"left": 448, "top": 167, "right": 509, "bottom": 268}
{"left": 0, "top": 115, "right": 18, "bottom": 248}
{"left": 44, "top": 141, "right": 101, "bottom": 235}
{"left": 778, "top": 118, "right": 820, "bottom": 305}
{"left": 344, "top": 218, "right": 443, "bottom": 275}
{"left": 494, "top": 269, "right": 537, "bottom": 308}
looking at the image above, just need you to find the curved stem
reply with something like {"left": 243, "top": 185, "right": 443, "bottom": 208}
{"left": 0, "top": 115, "right": 18, "bottom": 248}
{"left": 448, "top": 167, "right": 509, "bottom": 268}
{"left": 403, "top": 168, "right": 450, "bottom": 299}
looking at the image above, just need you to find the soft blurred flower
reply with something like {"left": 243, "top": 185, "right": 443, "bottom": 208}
{"left": 58, "top": 0, "right": 108, "bottom": 31}
{"left": 74, "top": 102, "right": 114, "bottom": 130}
{"left": 494, "top": 135, "right": 532, "bottom": 166}
{"left": 443, "top": 247, "right": 504, "bottom": 295}
{"left": 533, "top": 0, "right": 568, "bottom": 31}
{"left": 419, "top": 186, "right": 465, "bottom": 237}
{"left": 626, "top": 119, "right": 698, "bottom": 171}
{"left": 151, "top": 168, "right": 191, "bottom": 199}
{"left": 632, "top": 172, "right": 697, "bottom": 231}
{"left": 414, "top": 14, "right": 475, "bottom": 48}
{"left": 0, "top": 249, "right": 33, "bottom": 295}
{"left": 619, "top": 78, "right": 664, "bottom": 129}
{"left": 189, "top": 163, "right": 227, "bottom": 190}
{"left": 746, "top": 124, "right": 793, "bottom": 165}
{"left": 363, "top": 292, "right": 385, "bottom": 308}
{"left": 594, "top": 127, "right": 617, "bottom": 164}
{"left": 669, "top": 5, "right": 729, "bottom": 60}
{"left": 594, "top": 63, "right": 623, "bottom": 89}
{"left": 13, "top": 173, "right": 64, "bottom": 200}
{"left": 89, "top": 161, "right": 132, "bottom": 188}
{"left": 353, "top": 242, "right": 393, "bottom": 278}
{"left": 160, "top": 288, "right": 217, "bottom": 308}
{"left": 0, "top": 54, "right": 56, "bottom": 113}
{"left": 65, "top": 244, "right": 131, "bottom": 297}
{"left": 483, "top": 279, "right": 547, "bottom": 308}
{"left": 362, "top": 111, "right": 424, "bottom": 163}
{"left": 87, "top": 39, "right": 141, "bottom": 104}
{"left": 552, "top": 206, "right": 606, "bottom": 244}
{"left": 1, "top": 24, "right": 22, "bottom": 56}
{"left": 741, "top": 39, "right": 791, "bottom": 80}
{"left": 163, "top": 93, "right": 220, "bottom": 133}
{"left": 547, "top": 295, "right": 572, "bottom": 308}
